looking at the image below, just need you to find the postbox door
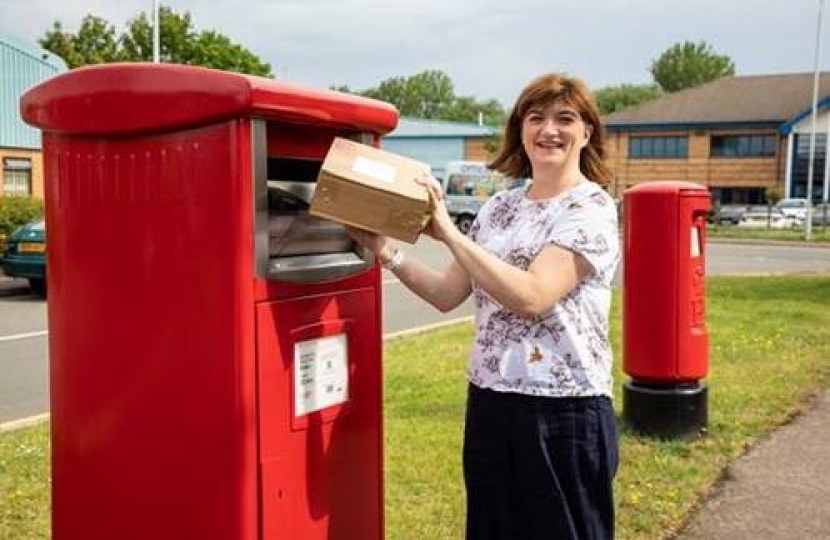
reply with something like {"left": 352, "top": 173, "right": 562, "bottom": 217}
{"left": 676, "top": 192, "right": 710, "bottom": 380}
{"left": 256, "top": 287, "right": 383, "bottom": 539}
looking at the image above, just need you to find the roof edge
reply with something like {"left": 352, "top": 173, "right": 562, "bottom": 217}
{"left": 0, "top": 32, "right": 67, "bottom": 71}
{"left": 779, "top": 96, "right": 830, "bottom": 134}
{"left": 605, "top": 120, "right": 783, "bottom": 132}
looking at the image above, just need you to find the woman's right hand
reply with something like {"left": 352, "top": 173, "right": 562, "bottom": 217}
{"left": 415, "top": 171, "right": 459, "bottom": 243}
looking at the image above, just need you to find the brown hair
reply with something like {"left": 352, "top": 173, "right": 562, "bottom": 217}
{"left": 488, "top": 73, "right": 612, "bottom": 185}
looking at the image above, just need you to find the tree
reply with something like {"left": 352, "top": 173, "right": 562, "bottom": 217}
{"left": 593, "top": 84, "right": 665, "bottom": 115}
{"left": 39, "top": 6, "right": 271, "bottom": 76}
{"left": 40, "top": 17, "right": 118, "bottom": 68}
{"left": 348, "top": 70, "right": 506, "bottom": 125}
{"left": 119, "top": 7, "right": 195, "bottom": 63}
{"left": 361, "top": 70, "right": 455, "bottom": 118}
{"left": 650, "top": 40, "right": 735, "bottom": 93}
{"left": 765, "top": 184, "right": 783, "bottom": 206}
{"left": 438, "top": 96, "right": 505, "bottom": 127}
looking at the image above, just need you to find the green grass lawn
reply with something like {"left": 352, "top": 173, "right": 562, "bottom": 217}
{"left": 3, "top": 275, "right": 830, "bottom": 539}
{"left": 707, "top": 224, "right": 830, "bottom": 242}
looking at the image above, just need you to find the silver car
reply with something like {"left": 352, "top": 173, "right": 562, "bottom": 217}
{"left": 738, "top": 206, "right": 800, "bottom": 229}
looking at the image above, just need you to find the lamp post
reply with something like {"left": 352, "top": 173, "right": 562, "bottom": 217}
{"left": 824, "top": 89, "right": 830, "bottom": 212}
{"left": 805, "top": 0, "right": 827, "bottom": 239}
{"left": 152, "top": 0, "right": 160, "bottom": 63}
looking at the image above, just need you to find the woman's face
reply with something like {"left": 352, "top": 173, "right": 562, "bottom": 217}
{"left": 521, "top": 100, "right": 592, "bottom": 174}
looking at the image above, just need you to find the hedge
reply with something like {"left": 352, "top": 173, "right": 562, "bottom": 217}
{"left": 0, "top": 196, "right": 44, "bottom": 247}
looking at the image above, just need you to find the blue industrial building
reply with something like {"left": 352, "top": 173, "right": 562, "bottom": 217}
{"left": 382, "top": 117, "right": 498, "bottom": 180}
{"left": 0, "top": 32, "right": 67, "bottom": 198}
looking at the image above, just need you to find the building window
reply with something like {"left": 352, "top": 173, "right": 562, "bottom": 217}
{"left": 710, "top": 134, "right": 776, "bottom": 157}
{"left": 710, "top": 186, "right": 766, "bottom": 205}
{"left": 3, "top": 157, "right": 33, "bottom": 196}
{"left": 629, "top": 136, "right": 688, "bottom": 158}
{"left": 791, "top": 133, "right": 827, "bottom": 200}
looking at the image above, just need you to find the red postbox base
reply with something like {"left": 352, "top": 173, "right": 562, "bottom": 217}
{"left": 623, "top": 380, "right": 708, "bottom": 440}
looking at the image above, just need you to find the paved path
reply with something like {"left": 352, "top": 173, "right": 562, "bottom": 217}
{"left": 674, "top": 389, "right": 830, "bottom": 540}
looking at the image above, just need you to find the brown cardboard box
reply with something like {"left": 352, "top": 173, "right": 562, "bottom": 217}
{"left": 310, "top": 137, "right": 432, "bottom": 243}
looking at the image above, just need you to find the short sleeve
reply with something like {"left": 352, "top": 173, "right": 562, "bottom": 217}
{"left": 548, "top": 189, "right": 619, "bottom": 285}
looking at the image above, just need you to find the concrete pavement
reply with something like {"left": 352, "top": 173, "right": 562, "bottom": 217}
{"left": 674, "top": 389, "right": 830, "bottom": 539}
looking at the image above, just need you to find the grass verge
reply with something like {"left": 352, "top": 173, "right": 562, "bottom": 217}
{"left": 0, "top": 421, "right": 49, "bottom": 539}
{"left": 707, "top": 224, "right": 830, "bottom": 242}
{"left": 3, "top": 275, "right": 830, "bottom": 539}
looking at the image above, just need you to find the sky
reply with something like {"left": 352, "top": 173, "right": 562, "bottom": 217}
{"left": 1, "top": 0, "right": 828, "bottom": 107}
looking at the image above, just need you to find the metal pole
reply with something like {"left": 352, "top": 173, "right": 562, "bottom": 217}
{"left": 153, "top": 0, "right": 160, "bottom": 63}
{"left": 824, "top": 104, "right": 830, "bottom": 204}
{"left": 821, "top": 5, "right": 830, "bottom": 231}
{"left": 805, "top": 0, "right": 826, "bottom": 239}
{"left": 823, "top": 110, "right": 830, "bottom": 229}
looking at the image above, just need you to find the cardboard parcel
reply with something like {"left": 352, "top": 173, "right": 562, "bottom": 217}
{"left": 310, "top": 137, "right": 432, "bottom": 244}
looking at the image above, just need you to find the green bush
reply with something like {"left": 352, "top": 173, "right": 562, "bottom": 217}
{"left": 0, "top": 196, "right": 44, "bottom": 246}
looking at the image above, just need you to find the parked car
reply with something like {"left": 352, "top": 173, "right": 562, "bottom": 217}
{"left": 737, "top": 206, "right": 800, "bottom": 229}
{"left": 709, "top": 205, "right": 748, "bottom": 225}
{"left": 776, "top": 198, "right": 809, "bottom": 221}
{"left": 0, "top": 218, "right": 46, "bottom": 296}
{"left": 810, "top": 203, "right": 830, "bottom": 226}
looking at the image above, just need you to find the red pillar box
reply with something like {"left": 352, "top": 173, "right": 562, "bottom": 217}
{"left": 622, "top": 181, "right": 711, "bottom": 439}
{"left": 21, "top": 63, "right": 398, "bottom": 540}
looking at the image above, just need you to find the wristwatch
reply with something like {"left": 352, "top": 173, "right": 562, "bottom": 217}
{"left": 381, "top": 247, "right": 404, "bottom": 271}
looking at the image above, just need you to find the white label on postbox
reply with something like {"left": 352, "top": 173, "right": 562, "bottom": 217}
{"left": 353, "top": 155, "right": 396, "bottom": 183}
{"left": 690, "top": 226, "right": 701, "bottom": 258}
{"left": 294, "top": 334, "right": 349, "bottom": 417}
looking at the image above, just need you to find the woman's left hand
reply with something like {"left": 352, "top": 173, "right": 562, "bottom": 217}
{"left": 415, "top": 171, "right": 459, "bottom": 243}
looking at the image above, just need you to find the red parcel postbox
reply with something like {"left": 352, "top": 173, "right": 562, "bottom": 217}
{"left": 21, "top": 63, "right": 398, "bottom": 539}
{"left": 622, "top": 181, "right": 711, "bottom": 439}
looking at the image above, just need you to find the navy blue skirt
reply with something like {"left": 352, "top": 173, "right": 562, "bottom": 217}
{"left": 463, "top": 384, "right": 619, "bottom": 540}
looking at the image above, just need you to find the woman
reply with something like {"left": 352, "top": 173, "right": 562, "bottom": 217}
{"left": 349, "top": 72, "right": 620, "bottom": 540}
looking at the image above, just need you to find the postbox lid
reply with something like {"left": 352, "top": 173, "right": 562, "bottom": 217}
{"left": 625, "top": 181, "right": 709, "bottom": 196}
{"left": 20, "top": 63, "right": 399, "bottom": 137}
{"left": 624, "top": 181, "right": 711, "bottom": 211}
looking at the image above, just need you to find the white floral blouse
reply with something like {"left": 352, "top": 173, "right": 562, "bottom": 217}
{"left": 467, "top": 181, "right": 620, "bottom": 398}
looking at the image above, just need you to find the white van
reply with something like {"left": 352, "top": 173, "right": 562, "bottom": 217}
{"left": 439, "top": 161, "right": 524, "bottom": 233}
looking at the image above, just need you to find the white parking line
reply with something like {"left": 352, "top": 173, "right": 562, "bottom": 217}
{"left": 0, "top": 330, "right": 48, "bottom": 343}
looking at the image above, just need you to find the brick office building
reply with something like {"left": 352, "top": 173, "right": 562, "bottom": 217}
{"left": 604, "top": 72, "right": 830, "bottom": 204}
